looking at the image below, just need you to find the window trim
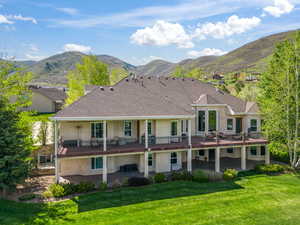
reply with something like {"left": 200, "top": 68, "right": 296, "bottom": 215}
{"left": 91, "top": 157, "right": 103, "bottom": 170}
{"left": 250, "top": 119, "right": 258, "bottom": 132}
{"left": 208, "top": 110, "right": 217, "bottom": 132}
{"left": 170, "top": 152, "right": 178, "bottom": 165}
{"left": 226, "top": 118, "right": 234, "bottom": 131}
{"left": 91, "top": 122, "right": 104, "bottom": 139}
{"left": 124, "top": 120, "right": 133, "bottom": 137}
{"left": 197, "top": 110, "right": 206, "bottom": 132}
{"left": 171, "top": 120, "right": 178, "bottom": 136}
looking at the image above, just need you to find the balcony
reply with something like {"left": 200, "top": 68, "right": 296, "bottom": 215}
{"left": 57, "top": 132, "right": 268, "bottom": 158}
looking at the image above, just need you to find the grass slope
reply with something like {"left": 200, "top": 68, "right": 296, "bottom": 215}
{"left": 1, "top": 174, "right": 300, "bottom": 225}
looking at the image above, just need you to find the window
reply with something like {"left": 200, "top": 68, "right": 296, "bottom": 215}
{"left": 171, "top": 152, "right": 177, "bottom": 164}
{"left": 250, "top": 146, "right": 257, "bottom": 155}
{"left": 208, "top": 110, "right": 217, "bottom": 131}
{"left": 91, "top": 157, "right": 103, "bottom": 169}
{"left": 181, "top": 120, "right": 189, "bottom": 134}
{"left": 39, "top": 155, "right": 52, "bottom": 164}
{"left": 227, "top": 119, "right": 233, "bottom": 130}
{"left": 198, "top": 150, "right": 205, "bottom": 156}
{"left": 171, "top": 121, "right": 178, "bottom": 136}
{"left": 198, "top": 111, "right": 206, "bottom": 132}
{"left": 260, "top": 146, "right": 266, "bottom": 155}
{"left": 124, "top": 120, "right": 132, "bottom": 136}
{"left": 148, "top": 153, "right": 153, "bottom": 166}
{"left": 91, "top": 122, "right": 103, "bottom": 138}
{"left": 250, "top": 119, "right": 258, "bottom": 132}
{"left": 147, "top": 121, "right": 152, "bottom": 135}
{"left": 227, "top": 148, "right": 233, "bottom": 154}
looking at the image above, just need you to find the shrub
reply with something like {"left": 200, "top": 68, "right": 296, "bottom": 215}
{"left": 77, "top": 182, "right": 95, "bottom": 193}
{"left": 237, "top": 170, "right": 258, "bottom": 177}
{"left": 99, "top": 182, "right": 108, "bottom": 191}
{"left": 223, "top": 169, "right": 238, "bottom": 181}
{"left": 171, "top": 171, "right": 182, "bottom": 181}
{"left": 192, "top": 169, "right": 209, "bottom": 183}
{"left": 180, "top": 170, "right": 193, "bottom": 181}
{"left": 42, "top": 190, "right": 53, "bottom": 199}
{"left": 128, "top": 177, "right": 151, "bottom": 187}
{"left": 255, "top": 164, "right": 285, "bottom": 174}
{"left": 61, "top": 183, "right": 78, "bottom": 195}
{"left": 171, "top": 170, "right": 193, "bottom": 181}
{"left": 18, "top": 193, "right": 36, "bottom": 201}
{"left": 49, "top": 184, "right": 65, "bottom": 197}
{"left": 154, "top": 173, "right": 166, "bottom": 183}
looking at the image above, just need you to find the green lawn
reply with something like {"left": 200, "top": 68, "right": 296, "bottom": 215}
{"left": 29, "top": 113, "right": 54, "bottom": 122}
{"left": 1, "top": 174, "right": 300, "bottom": 225}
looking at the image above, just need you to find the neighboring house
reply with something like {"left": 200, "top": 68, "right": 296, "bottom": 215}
{"left": 51, "top": 77, "right": 269, "bottom": 184}
{"left": 26, "top": 87, "right": 66, "bottom": 113}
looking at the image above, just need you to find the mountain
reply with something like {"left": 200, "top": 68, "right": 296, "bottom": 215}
{"left": 135, "top": 60, "right": 175, "bottom": 77}
{"left": 185, "top": 30, "right": 299, "bottom": 74}
{"left": 19, "top": 51, "right": 136, "bottom": 85}
{"left": 11, "top": 29, "right": 300, "bottom": 85}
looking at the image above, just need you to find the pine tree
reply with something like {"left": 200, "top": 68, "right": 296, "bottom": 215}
{"left": 0, "top": 98, "right": 34, "bottom": 195}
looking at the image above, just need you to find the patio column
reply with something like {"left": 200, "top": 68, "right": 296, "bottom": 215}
{"left": 187, "top": 148, "right": 192, "bottom": 172}
{"left": 145, "top": 120, "right": 148, "bottom": 149}
{"left": 54, "top": 121, "right": 59, "bottom": 183}
{"left": 103, "top": 121, "right": 107, "bottom": 152}
{"left": 102, "top": 155, "right": 107, "bottom": 183}
{"left": 241, "top": 146, "right": 246, "bottom": 170}
{"left": 144, "top": 151, "right": 149, "bottom": 177}
{"left": 215, "top": 147, "right": 220, "bottom": 173}
{"left": 188, "top": 119, "right": 192, "bottom": 146}
{"left": 265, "top": 145, "right": 270, "bottom": 165}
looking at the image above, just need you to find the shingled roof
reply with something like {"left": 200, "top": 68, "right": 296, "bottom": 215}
{"left": 32, "top": 87, "right": 66, "bottom": 102}
{"left": 54, "top": 77, "right": 257, "bottom": 119}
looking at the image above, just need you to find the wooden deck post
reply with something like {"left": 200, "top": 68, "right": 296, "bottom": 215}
{"left": 187, "top": 148, "right": 192, "bottom": 172}
{"left": 265, "top": 145, "right": 270, "bottom": 165}
{"left": 54, "top": 121, "right": 59, "bottom": 183}
{"left": 144, "top": 151, "right": 149, "bottom": 177}
{"left": 102, "top": 155, "right": 107, "bottom": 183}
{"left": 145, "top": 120, "right": 148, "bottom": 149}
{"left": 215, "top": 147, "right": 220, "bottom": 173}
{"left": 103, "top": 121, "right": 107, "bottom": 152}
{"left": 241, "top": 146, "right": 246, "bottom": 170}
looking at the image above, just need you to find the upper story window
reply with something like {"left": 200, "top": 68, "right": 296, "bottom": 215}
{"left": 227, "top": 118, "right": 233, "bottom": 130}
{"left": 124, "top": 120, "right": 132, "bottom": 137}
{"left": 181, "top": 120, "right": 189, "bottom": 134}
{"left": 171, "top": 121, "right": 178, "bottom": 136}
{"left": 208, "top": 110, "right": 217, "bottom": 131}
{"left": 250, "top": 119, "right": 258, "bottom": 132}
{"left": 91, "top": 122, "right": 103, "bottom": 138}
{"left": 198, "top": 111, "right": 206, "bottom": 132}
{"left": 147, "top": 120, "right": 152, "bottom": 136}
{"left": 91, "top": 157, "right": 103, "bottom": 170}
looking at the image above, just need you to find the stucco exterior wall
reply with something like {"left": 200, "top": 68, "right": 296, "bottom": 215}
{"left": 26, "top": 92, "right": 55, "bottom": 113}
{"left": 154, "top": 151, "right": 182, "bottom": 172}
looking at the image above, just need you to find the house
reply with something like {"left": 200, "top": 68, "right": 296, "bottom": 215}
{"left": 26, "top": 86, "right": 67, "bottom": 113}
{"left": 51, "top": 77, "right": 269, "bottom": 184}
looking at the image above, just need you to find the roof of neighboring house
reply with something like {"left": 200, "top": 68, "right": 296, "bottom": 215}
{"left": 32, "top": 87, "right": 66, "bottom": 102}
{"left": 54, "top": 77, "right": 258, "bottom": 119}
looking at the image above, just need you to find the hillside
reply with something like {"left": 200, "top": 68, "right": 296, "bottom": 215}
{"left": 19, "top": 51, "right": 136, "bottom": 85}
{"left": 10, "top": 29, "right": 300, "bottom": 84}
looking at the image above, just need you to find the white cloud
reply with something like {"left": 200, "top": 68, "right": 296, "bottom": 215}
{"left": 187, "top": 48, "right": 227, "bottom": 58}
{"left": 263, "top": 0, "right": 294, "bottom": 17}
{"left": 0, "top": 14, "right": 13, "bottom": 24}
{"left": 6, "top": 14, "right": 37, "bottom": 24}
{"left": 25, "top": 53, "right": 45, "bottom": 61}
{"left": 193, "top": 15, "right": 261, "bottom": 39}
{"left": 56, "top": 8, "right": 79, "bottom": 15}
{"left": 63, "top": 43, "right": 92, "bottom": 53}
{"left": 131, "top": 20, "right": 194, "bottom": 48}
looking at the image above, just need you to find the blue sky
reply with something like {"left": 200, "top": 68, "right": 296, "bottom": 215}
{"left": 0, "top": 0, "right": 300, "bottom": 65}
